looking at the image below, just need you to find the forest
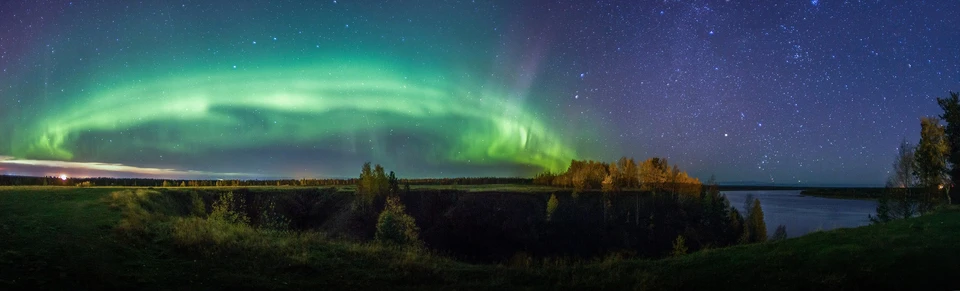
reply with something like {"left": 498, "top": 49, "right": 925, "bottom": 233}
{"left": 869, "top": 92, "right": 960, "bottom": 223}
{"left": 67, "top": 159, "right": 773, "bottom": 263}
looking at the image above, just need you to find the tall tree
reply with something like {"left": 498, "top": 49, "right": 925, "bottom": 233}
{"left": 601, "top": 174, "right": 617, "bottom": 193}
{"left": 730, "top": 207, "right": 746, "bottom": 245}
{"left": 914, "top": 116, "right": 949, "bottom": 211}
{"left": 607, "top": 163, "right": 622, "bottom": 190}
{"left": 639, "top": 158, "right": 668, "bottom": 192}
{"left": 617, "top": 157, "right": 639, "bottom": 188}
{"left": 740, "top": 194, "right": 767, "bottom": 243}
{"left": 388, "top": 171, "right": 400, "bottom": 195}
{"left": 876, "top": 139, "right": 917, "bottom": 222}
{"left": 748, "top": 198, "right": 767, "bottom": 242}
{"left": 887, "top": 139, "right": 917, "bottom": 189}
{"left": 937, "top": 91, "right": 960, "bottom": 204}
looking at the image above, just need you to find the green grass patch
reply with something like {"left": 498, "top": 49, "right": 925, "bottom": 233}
{"left": 1, "top": 187, "right": 959, "bottom": 290}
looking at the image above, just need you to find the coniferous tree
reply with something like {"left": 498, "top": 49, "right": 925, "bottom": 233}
{"left": 671, "top": 235, "right": 688, "bottom": 256}
{"left": 749, "top": 198, "right": 767, "bottom": 242}
{"left": 388, "top": 171, "right": 399, "bottom": 195}
{"left": 356, "top": 162, "right": 374, "bottom": 209}
{"left": 740, "top": 194, "right": 767, "bottom": 243}
{"left": 728, "top": 207, "right": 745, "bottom": 245}
{"left": 937, "top": 91, "right": 960, "bottom": 204}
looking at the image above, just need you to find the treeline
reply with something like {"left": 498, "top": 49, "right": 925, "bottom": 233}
{"left": 873, "top": 91, "right": 960, "bottom": 223}
{"left": 143, "top": 162, "right": 777, "bottom": 262}
{"left": 401, "top": 177, "right": 531, "bottom": 185}
{"left": 534, "top": 157, "right": 702, "bottom": 196}
{"left": 349, "top": 163, "right": 775, "bottom": 259}
{"left": 0, "top": 175, "right": 529, "bottom": 187}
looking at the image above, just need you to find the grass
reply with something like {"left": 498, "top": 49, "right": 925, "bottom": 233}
{"left": 2, "top": 186, "right": 960, "bottom": 290}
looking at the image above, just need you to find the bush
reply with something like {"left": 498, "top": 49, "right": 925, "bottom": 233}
{"left": 671, "top": 235, "right": 688, "bottom": 256}
{"left": 772, "top": 225, "right": 787, "bottom": 241}
{"left": 546, "top": 193, "right": 559, "bottom": 221}
{"left": 870, "top": 193, "right": 893, "bottom": 224}
{"left": 209, "top": 192, "right": 249, "bottom": 224}
{"left": 375, "top": 196, "right": 420, "bottom": 247}
{"left": 171, "top": 216, "right": 257, "bottom": 250}
{"left": 189, "top": 192, "right": 206, "bottom": 217}
{"left": 107, "top": 189, "right": 176, "bottom": 239}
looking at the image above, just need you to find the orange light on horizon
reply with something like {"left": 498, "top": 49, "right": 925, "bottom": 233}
{"left": 59, "top": 174, "right": 68, "bottom": 181}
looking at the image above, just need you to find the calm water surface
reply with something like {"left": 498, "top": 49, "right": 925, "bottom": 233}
{"left": 722, "top": 190, "right": 878, "bottom": 238}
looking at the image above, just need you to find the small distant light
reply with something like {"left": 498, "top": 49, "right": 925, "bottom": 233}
{"left": 59, "top": 174, "right": 68, "bottom": 181}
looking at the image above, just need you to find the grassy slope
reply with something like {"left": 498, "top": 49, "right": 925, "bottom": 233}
{"left": 1, "top": 187, "right": 959, "bottom": 290}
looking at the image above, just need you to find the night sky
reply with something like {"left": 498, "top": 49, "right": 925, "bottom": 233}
{"left": 1, "top": 1, "right": 958, "bottom": 185}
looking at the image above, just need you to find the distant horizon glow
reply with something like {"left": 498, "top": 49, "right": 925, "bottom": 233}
{"left": 0, "top": 156, "right": 255, "bottom": 179}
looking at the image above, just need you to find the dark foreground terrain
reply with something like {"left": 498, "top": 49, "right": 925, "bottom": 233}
{"left": 1, "top": 186, "right": 959, "bottom": 290}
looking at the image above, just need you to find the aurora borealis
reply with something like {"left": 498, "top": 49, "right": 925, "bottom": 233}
{"left": 12, "top": 61, "right": 578, "bottom": 174}
{"left": 1, "top": 1, "right": 959, "bottom": 184}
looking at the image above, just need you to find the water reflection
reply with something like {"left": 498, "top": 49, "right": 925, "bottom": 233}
{"left": 723, "top": 190, "right": 878, "bottom": 238}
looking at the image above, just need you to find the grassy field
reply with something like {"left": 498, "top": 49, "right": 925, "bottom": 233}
{"left": 2, "top": 186, "right": 959, "bottom": 290}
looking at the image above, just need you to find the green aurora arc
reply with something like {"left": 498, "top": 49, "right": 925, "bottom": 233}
{"left": 11, "top": 60, "right": 582, "bottom": 174}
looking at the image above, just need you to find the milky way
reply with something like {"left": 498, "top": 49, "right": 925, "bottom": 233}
{"left": 0, "top": 1, "right": 958, "bottom": 184}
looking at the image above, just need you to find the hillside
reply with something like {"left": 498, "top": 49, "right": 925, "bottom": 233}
{"left": 1, "top": 186, "right": 958, "bottom": 290}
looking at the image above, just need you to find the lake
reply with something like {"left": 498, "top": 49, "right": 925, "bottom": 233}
{"left": 722, "top": 190, "right": 878, "bottom": 238}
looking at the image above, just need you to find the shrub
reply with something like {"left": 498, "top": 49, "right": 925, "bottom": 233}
{"left": 671, "top": 235, "right": 688, "bottom": 256}
{"left": 375, "top": 196, "right": 420, "bottom": 247}
{"left": 107, "top": 189, "right": 173, "bottom": 238}
{"left": 209, "top": 192, "right": 249, "bottom": 224}
{"left": 171, "top": 216, "right": 257, "bottom": 250}
{"left": 772, "top": 225, "right": 787, "bottom": 241}
{"left": 546, "top": 193, "right": 559, "bottom": 221}
{"left": 508, "top": 252, "right": 533, "bottom": 268}
{"left": 189, "top": 192, "right": 206, "bottom": 217}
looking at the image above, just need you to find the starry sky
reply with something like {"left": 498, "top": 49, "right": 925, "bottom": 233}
{"left": 0, "top": 1, "right": 958, "bottom": 185}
